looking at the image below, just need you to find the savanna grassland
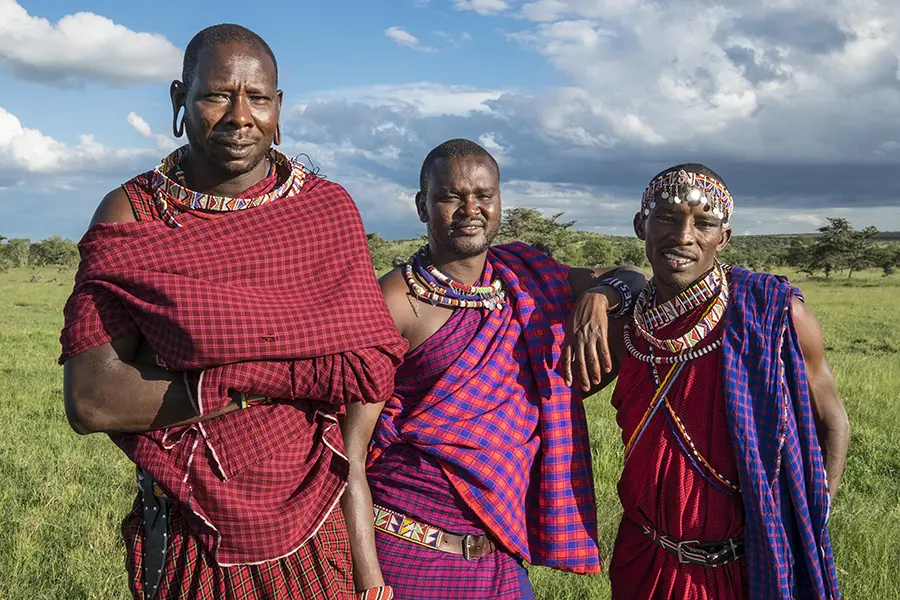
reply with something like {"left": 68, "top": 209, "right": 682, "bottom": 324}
{"left": 1, "top": 267, "right": 898, "bottom": 599}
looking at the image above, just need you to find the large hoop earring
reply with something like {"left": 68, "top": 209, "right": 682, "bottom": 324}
{"left": 274, "top": 124, "right": 282, "bottom": 146}
{"left": 172, "top": 107, "right": 185, "bottom": 138}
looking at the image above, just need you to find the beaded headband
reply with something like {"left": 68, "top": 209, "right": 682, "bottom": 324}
{"left": 640, "top": 169, "right": 734, "bottom": 226}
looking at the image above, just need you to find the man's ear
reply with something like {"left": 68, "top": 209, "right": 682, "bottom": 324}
{"left": 170, "top": 80, "right": 187, "bottom": 138}
{"left": 633, "top": 212, "right": 646, "bottom": 240}
{"left": 415, "top": 191, "right": 428, "bottom": 224}
{"left": 717, "top": 224, "right": 732, "bottom": 252}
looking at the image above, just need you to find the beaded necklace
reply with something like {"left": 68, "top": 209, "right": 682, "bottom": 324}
{"left": 625, "top": 267, "right": 741, "bottom": 495}
{"left": 149, "top": 145, "right": 306, "bottom": 228}
{"left": 632, "top": 263, "right": 729, "bottom": 354}
{"left": 403, "top": 247, "right": 506, "bottom": 311}
{"left": 634, "top": 265, "right": 723, "bottom": 331}
{"left": 624, "top": 326, "right": 723, "bottom": 365}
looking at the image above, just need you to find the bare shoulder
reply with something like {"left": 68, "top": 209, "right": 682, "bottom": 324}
{"left": 378, "top": 266, "right": 415, "bottom": 336}
{"left": 791, "top": 295, "right": 825, "bottom": 358}
{"left": 90, "top": 188, "right": 136, "bottom": 227}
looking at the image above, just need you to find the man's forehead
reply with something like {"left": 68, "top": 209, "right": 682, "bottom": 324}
{"left": 194, "top": 43, "right": 276, "bottom": 82}
{"left": 432, "top": 155, "right": 497, "bottom": 179}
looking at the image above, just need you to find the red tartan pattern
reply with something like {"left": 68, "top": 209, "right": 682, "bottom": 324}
{"left": 122, "top": 496, "right": 354, "bottom": 599}
{"left": 60, "top": 172, "right": 407, "bottom": 564}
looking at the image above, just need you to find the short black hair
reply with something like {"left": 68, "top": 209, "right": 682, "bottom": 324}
{"left": 419, "top": 138, "right": 499, "bottom": 192}
{"left": 182, "top": 24, "right": 278, "bottom": 88}
{"left": 650, "top": 163, "right": 728, "bottom": 190}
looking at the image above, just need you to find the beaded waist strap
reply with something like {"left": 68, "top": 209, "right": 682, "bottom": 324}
{"left": 373, "top": 504, "right": 497, "bottom": 560}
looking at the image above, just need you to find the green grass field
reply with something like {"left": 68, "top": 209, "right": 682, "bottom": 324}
{"left": 1, "top": 267, "right": 898, "bottom": 599}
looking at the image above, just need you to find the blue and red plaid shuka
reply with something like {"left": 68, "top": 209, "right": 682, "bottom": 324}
{"left": 369, "top": 242, "right": 601, "bottom": 574}
{"left": 722, "top": 267, "right": 840, "bottom": 600}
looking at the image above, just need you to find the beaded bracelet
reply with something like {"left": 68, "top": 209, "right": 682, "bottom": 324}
{"left": 356, "top": 585, "right": 394, "bottom": 600}
{"left": 596, "top": 277, "right": 634, "bottom": 318}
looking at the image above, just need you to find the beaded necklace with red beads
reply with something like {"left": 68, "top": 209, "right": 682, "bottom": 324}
{"left": 403, "top": 246, "right": 506, "bottom": 311}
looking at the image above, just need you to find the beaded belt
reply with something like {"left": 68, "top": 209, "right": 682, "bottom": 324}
{"left": 642, "top": 525, "right": 744, "bottom": 567}
{"left": 373, "top": 504, "right": 496, "bottom": 560}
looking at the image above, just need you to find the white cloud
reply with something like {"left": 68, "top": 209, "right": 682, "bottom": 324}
{"left": 126, "top": 112, "right": 151, "bottom": 137}
{"left": 501, "top": 0, "right": 900, "bottom": 162}
{"left": 126, "top": 112, "right": 179, "bottom": 152}
{"left": 385, "top": 26, "right": 436, "bottom": 52}
{"left": 478, "top": 133, "right": 514, "bottom": 166}
{"left": 292, "top": 83, "right": 506, "bottom": 117}
{"left": 6, "top": 1, "right": 900, "bottom": 239}
{"left": 455, "top": 0, "right": 510, "bottom": 15}
{"left": 280, "top": 76, "right": 900, "bottom": 236}
{"left": 0, "top": 105, "right": 155, "bottom": 188}
{"left": 0, "top": 1, "right": 181, "bottom": 86}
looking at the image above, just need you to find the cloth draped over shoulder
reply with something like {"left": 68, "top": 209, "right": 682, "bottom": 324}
{"left": 722, "top": 267, "right": 839, "bottom": 600}
{"left": 369, "top": 241, "right": 601, "bottom": 574}
{"left": 59, "top": 172, "right": 408, "bottom": 564}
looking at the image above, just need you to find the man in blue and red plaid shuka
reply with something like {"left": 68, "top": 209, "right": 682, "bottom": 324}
{"left": 592, "top": 163, "right": 849, "bottom": 600}
{"left": 340, "top": 139, "right": 646, "bottom": 600}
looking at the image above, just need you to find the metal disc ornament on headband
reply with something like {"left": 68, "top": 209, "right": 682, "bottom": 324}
{"left": 640, "top": 169, "right": 734, "bottom": 225}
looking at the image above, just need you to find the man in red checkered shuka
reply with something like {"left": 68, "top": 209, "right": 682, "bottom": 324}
{"left": 60, "top": 24, "right": 407, "bottom": 600}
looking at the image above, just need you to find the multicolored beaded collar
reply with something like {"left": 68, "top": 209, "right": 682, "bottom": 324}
{"left": 634, "top": 265, "right": 723, "bottom": 331}
{"left": 403, "top": 246, "right": 506, "bottom": 311}
{"left": 629, "top": 262, "right": 730, "bottom": 355}
{"left": 149, "top": 145, "right": 306, "bottom": 228}
{"left": 640, "top": 169, "right": 733, "bottom": 225}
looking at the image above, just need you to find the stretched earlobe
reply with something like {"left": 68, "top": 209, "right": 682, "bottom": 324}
{"left": 274, "top": 124, "right": 282, "bottom": 146}
{"left": 172, "top": 107, "right": 185, "bottom": 138}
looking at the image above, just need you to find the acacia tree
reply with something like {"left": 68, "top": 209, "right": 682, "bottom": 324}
{"left": 811, "top": 218, "right": 879, "bottom": 278}
{"left": 497, "top": 207, "right": 583, "bottom": 264}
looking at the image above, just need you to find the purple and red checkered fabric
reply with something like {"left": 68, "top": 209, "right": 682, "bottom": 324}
{"left": 122, "top": 495, "right": 354, "bottom": 599}
{"left": 374, "top": 528, "right": 535, "bottom": 599}
{"left": 722, "top": 267, "right": 839, "bottom": 600}
{"left": 59, "top": 173, "right": 407, "bottom": 565}
{"left": 369, "top": 242, "right": 601, "bottom": 574}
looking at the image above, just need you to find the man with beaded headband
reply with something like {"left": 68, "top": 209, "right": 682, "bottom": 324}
{"left": 596, "top": 163, "right": 849, "bottom": 599}
{"left": 339, "top": 138, "right": 647, "bottom": 599}
{"left": 60, "top": 24, "right": 407, "bottom": 599}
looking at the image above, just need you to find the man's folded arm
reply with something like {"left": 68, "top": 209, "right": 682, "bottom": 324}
{"left": 63, "top": 335, "right": 240, "bottom": 434}
{"left": 65, "top": 340, "right": 405, "bottom": 434}
{"left": 198, "top": 343, "right": 406, "bottom": 414}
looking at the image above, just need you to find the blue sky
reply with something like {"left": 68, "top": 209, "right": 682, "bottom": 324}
{"left": 2, "top": 0, "right": 899, "bottom": 241}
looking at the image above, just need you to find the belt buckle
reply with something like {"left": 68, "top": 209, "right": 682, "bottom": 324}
{"left": 676, "top": 539, "right": 700, "bottom": 565}
{"left": 462, "top": 535, "right": 474, "bottom": 561}
{"left": 704, "top": 547, "right": 724, "bottom": 568}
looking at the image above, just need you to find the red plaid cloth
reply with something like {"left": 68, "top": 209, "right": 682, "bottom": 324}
{"left": 122, "top": 495, "right": 354, "bottom": 599}
{"left": 60, "top": 172, "right": 407, "bottom": 564}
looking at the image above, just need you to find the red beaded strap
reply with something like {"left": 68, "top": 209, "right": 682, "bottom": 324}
{"left": 356, "top": 585, "right": 394, "bottom": 600}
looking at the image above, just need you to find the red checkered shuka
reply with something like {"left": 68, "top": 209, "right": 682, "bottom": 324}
{"left": 122, "top": 494, "right": 354, "bottom": 599}
{"left": 369, "top": 242, "right": 601, "bottom": 574}
{"left": 59, "top": 171, "right": 408, "bottom": 565}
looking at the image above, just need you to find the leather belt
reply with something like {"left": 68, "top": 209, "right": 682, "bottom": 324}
{"left": 642, "top": 525, "right": 744, "bottom": 568}
{"left": 373, "top": 504, "right": 496, "bottom": 560}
